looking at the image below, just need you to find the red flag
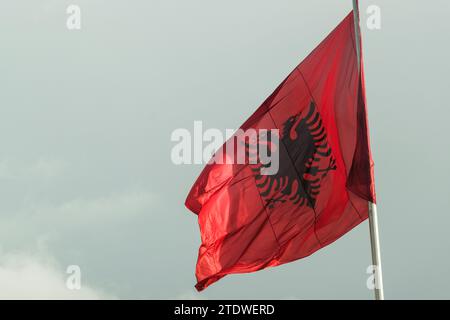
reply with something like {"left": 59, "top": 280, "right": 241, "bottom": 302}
{"left": 185, "top": 11, "right": 376, "bottom": 291}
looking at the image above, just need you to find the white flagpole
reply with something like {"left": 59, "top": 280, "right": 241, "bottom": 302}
{"left": 352, "top": 0, "right": 385, "bottom": 300}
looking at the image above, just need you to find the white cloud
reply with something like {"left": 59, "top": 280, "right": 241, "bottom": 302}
{"left": 0, "top": 251, "right": 113, "bottom": 299}
{"left": 0, "top": 190, "right": 156, "bottom": 247}
{"left": 0, "top": 157, "right": 67, "bottom": 180}
{"left": 27, "top": 191, "right": 155, "bottom": 225}
{"left": 0, "top": 157, "right": 157, "bottom": 299}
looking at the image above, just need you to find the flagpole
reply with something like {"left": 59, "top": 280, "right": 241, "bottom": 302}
{"left": 352, "top": 0, "right": 385, "bottom": 300}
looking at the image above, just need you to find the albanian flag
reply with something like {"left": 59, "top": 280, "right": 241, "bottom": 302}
{"left": 185, "top": 11, "right": 376, "bottom": 291}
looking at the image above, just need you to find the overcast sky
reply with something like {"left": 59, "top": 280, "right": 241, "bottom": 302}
{"left": 0, "top": 0, "right": 449, "bottom": 299}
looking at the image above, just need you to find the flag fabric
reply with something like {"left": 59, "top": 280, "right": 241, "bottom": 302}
{"left": 185, "top": 11, "right": 376, "bottom": 291}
